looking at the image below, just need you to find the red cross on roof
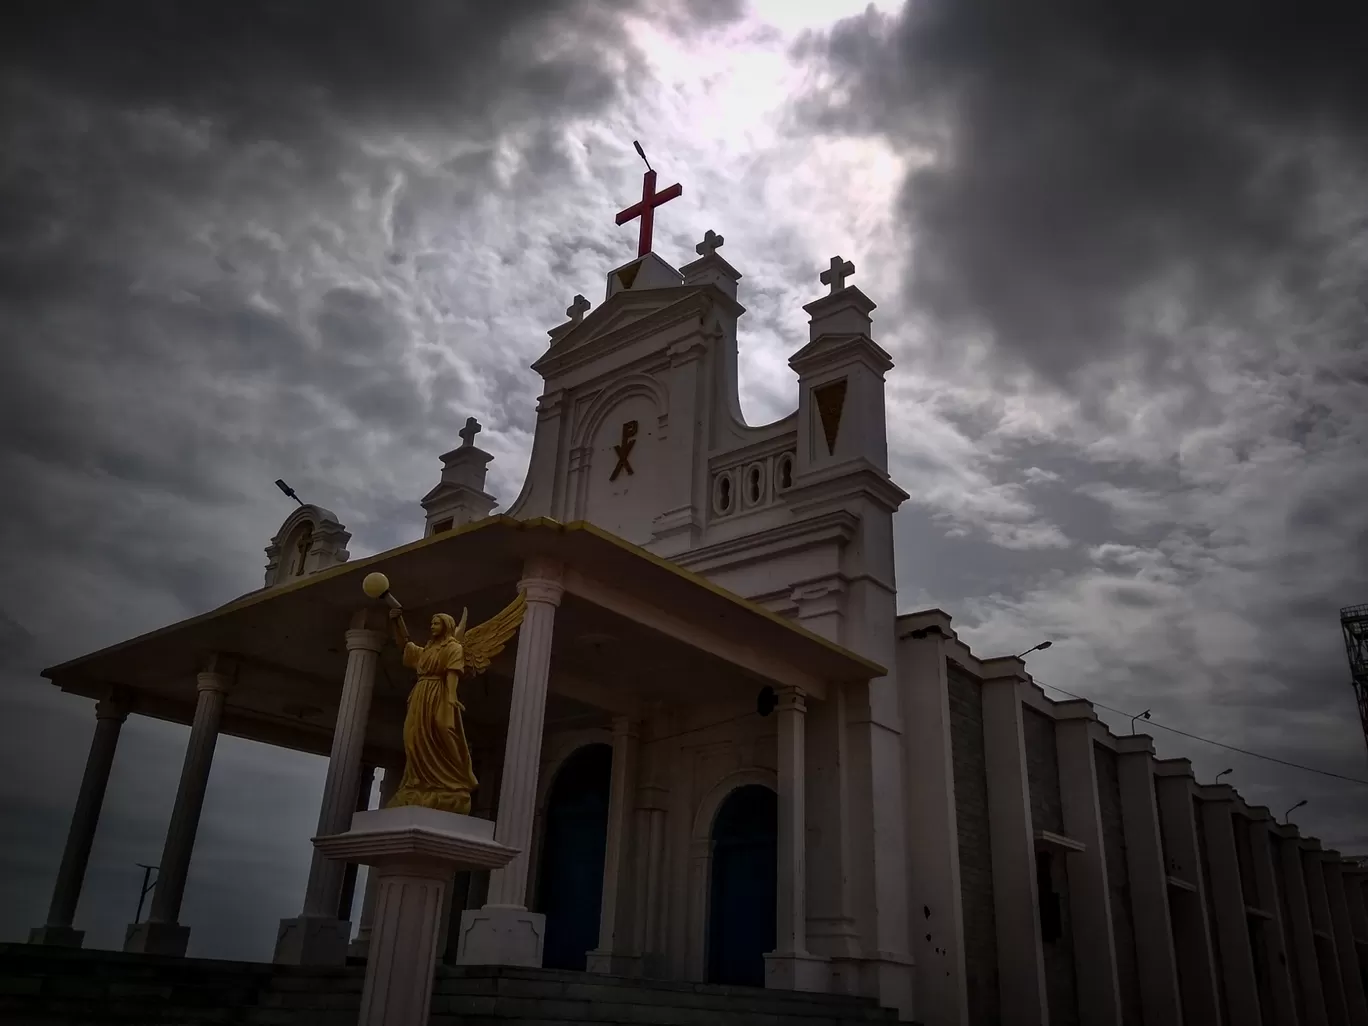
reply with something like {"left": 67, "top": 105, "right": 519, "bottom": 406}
{"left": 615, "top": 168, "right": 683, "bottom": 258}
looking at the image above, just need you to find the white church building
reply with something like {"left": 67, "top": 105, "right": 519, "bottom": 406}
{"left": 27, "top": 181, "right": 1368, "bottom": 1026}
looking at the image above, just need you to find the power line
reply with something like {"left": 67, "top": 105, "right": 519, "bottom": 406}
{"left": 1035, "top": 680, "right": 1368, "bottom": 787}
{"left": 536, "top": 675, "right": 1368, "bottom": 787}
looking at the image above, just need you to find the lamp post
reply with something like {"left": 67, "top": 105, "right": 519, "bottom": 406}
{"left": 1283, "top": 799, "right": 1307, "bottom": 824}
{"left": 132, "top": 864, "right": 158, "bottom": 925}
{"left": 1215, "top": 768, "right": 1233, "bottom": 784}
{"left": 1016, "top": 640, "right": 1053, "bottom": 659}
{"left": 1130, "top": 709, "right": 1151, "bottom": 734}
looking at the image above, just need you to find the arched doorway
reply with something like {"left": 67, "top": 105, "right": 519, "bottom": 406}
{"left": 707, "top": 784, "right": 777, "bottom": 987}
{"left": 536, "top": 743, "right": 612, "bottom": 970}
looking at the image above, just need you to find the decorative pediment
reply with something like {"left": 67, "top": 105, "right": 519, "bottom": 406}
{"left": 533, "top": 287, "right": 739, "bottom": 378}
{"left": 560, "top": 289, "right": 683, "bottom": 347}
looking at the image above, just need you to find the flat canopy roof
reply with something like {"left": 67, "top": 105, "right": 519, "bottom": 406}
{"left": 43, "top": 517, "right": 884, "bottom": 757}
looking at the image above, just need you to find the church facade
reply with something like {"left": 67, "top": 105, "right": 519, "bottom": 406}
{"left": 29, "top": 202, "right": 1368, "bottom": 1026}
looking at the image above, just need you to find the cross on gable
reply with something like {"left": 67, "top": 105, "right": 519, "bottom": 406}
{"left": 459, "top": 416, "right": 481, "bottom": 448}
{"left": 820, "top": 255, "right": 855, "bottom": 294}
{"left": 695, "top": 230, "right": 724, "bottom": 257}
{"left": 566, "top": 294, "right": 590, "bottom": 324}
{"left": 615, "top": 169, "right": 683, "bottom": 258}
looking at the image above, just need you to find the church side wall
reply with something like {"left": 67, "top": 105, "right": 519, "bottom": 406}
{"left": 1095, "top": 743, "right": 1144, "bottom": 1026}
{"left": 1022, "top": 708, "right": 1063, "bottom": 835}
{"left": 947, "top": 665, "right": 1000, "bottom": 1026}
{"left": 1195, "top": 794, "right": 1232, "bottom": 1025}
{"left": 1022, "top": 708, "right": 1079, "bottom": 1025}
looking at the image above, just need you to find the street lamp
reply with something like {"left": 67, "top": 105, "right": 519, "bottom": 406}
{"left": 1016, "top": 640, "right": 1053, "bottom": 659}
{"left": 1215, "top": 768, "right": 1233, "bottom": 783}
{"left": 133, "top": 863, "right": 158, "bottom": 925}
{"left": 1130, "top": 709, "right": 1152, "bottom": 733}
{"left": 1283, "top": 799, "right": 1308, "bottom": 824}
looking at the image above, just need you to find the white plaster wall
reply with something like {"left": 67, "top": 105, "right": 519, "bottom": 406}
{"left": 581, "top": 391, "right": 664, "bottom": 546}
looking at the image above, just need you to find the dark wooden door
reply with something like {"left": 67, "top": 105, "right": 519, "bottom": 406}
{"left": 537, "top": 743, "right": 612, "bottom": 971}
{"left": 707, "top": 784, "right": 778, "bottom": 987}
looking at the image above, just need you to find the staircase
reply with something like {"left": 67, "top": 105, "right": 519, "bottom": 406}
{"left": 0, "top": 944, "right": 905, "bottom": 1025}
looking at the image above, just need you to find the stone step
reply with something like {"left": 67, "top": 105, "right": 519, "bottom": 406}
{"left": 432, "top": 966, "right": 898, "bottom": 1020}
{"left": 0, "top": 945, "right": 902, "bottom": 1026}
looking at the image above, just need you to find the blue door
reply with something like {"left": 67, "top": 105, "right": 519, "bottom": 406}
{"left": 707, "top": 784, "right": 777, "bottom": 987}
{"left": 537, "top": 743, "right": 612, "bottom": 971}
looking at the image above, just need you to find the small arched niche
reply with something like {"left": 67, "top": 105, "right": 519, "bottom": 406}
{"left": 263, "top": 504, "right": 351, "bottom": 588}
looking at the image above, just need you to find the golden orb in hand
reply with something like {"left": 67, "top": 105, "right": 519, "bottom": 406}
{"left": 362, "top": 572, "right": 391, "bottom": 599}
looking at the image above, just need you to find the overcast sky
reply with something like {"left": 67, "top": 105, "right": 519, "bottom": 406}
{"left": 2, "top": 0, "right": 1365, "bottom": 961}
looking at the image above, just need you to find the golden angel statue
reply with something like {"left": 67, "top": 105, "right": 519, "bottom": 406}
{"left": 384, "top": 592, "right": 527, "bottom": 815}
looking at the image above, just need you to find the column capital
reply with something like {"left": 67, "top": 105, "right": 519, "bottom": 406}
{"left": 196, "top": 671, "right": 231, "bottom": 695}
{"left": 519, "top": 557, "right": 565, "bottom": 606}
{"left": 95, "top": 697, "right": 130, "bottom": 722}
{"left": 610, "top": 716, "right": 641, "bottom": 740}
{"left": 775, "top": 684, "right": 808, "bottom": 714}
{"left": 345, "top": 627, "right": 386, "bottom": 654}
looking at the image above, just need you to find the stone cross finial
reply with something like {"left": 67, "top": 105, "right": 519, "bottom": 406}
{"left": 696, "top": 230, "right": 725, "bottom": 257}
{"left": 459, "top": 417, "right": 481, "bottom": 448}
{"left": 566, "top": 294, "right": 590, "bottom": 324}
{"left": 820, "top": 255, "right": 855, "bottom": 294}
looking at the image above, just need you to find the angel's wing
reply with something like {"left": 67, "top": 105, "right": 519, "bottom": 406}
{"left": 463, "top": 590, "right": 528, "bottom": 674}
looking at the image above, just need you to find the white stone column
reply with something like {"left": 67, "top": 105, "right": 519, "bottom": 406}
{"left": 764, "top": 685, "right": 828, "bottom": 991}
{"left": 806, "top": 683, "right": 860, "bottom": 964}
{"left": 1277, "top": 829, "right": 1330, "bottom": 1026}
{"left": 124, "top": 669, "right": 230, "bottom": 956}
{"left": 1154, "top": 764, "right": 1223, "bottom": 1026}
{"left": 980, "top": 673, "right": 1049, "bottom": 1026}
{"left": 1197, "top": 792, "right": 1262, "bottom": 1026}
{"left": 1113, "top": 739, "right": 1183, "bottom": 1026}
{"left": 587, "top": 716, "right": 641, "bottom": 976}
{"left": 350, "top": 764, "right": 403, "bottom": 959}
{"left": 775, "top": 685, "right": 808, "bottom": 955}
{"left": 31, "top": 695, "right": 129, "bottom": 947}
{"left": 276, "top": 623, "right": 386, "bottom": 965}
{"left": 632, "top": 781, "right": 669, "bottom": 977}
{"left": 456, "top": 558, "right": 562, "bottom": 967}
{"left": 1054, "top": 712, "right": 1122, "bottom": 1026}
{"left": 1323, "top": 855, "right": 1368, "bottom": 1026}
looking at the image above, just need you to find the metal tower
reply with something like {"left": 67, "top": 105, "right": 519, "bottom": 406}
{"left": 1341, "top": 604, "right": 1368, "bottom": 757}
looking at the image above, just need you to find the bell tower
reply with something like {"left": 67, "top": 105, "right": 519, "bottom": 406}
{"left": 789, "top": 257, "right": 896, "bottom": 483}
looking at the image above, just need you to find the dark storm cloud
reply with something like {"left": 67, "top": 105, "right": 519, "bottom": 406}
{"left": 0, "top": 0, "right": 744, "bottom": 953}
{"left": 794, "top": 0, "right": 1368, "bottom": 386}
{"left": 3, "top": 0, "right": 735, "bottom": 144}
{"left": 789, "top": 1, "right": 1368, "bottom": 852}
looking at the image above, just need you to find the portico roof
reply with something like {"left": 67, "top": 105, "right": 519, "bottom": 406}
{"left": 42, "top": 517, "right": 883, "bottom": 759}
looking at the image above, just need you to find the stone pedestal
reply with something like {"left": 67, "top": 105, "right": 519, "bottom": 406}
{"left": 765, "top": 951, "right": 833, "bottom": 992}
{"left": 273, "top": 915, "right": 351, "bottom": 966}
{"left": 454, "top": 905, "right": 546, "bottom": 967}
{"left": 313, "top": 806, "right": 517, "bottom": 1026}
{"left": 585, "top": 950, "right": 642, "bottom": 976}
{"left": 28, "top": 925, "right": 84, "bottom": 948}
{"left": 123, "top": 920, "right": 191, "bottom": 957}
